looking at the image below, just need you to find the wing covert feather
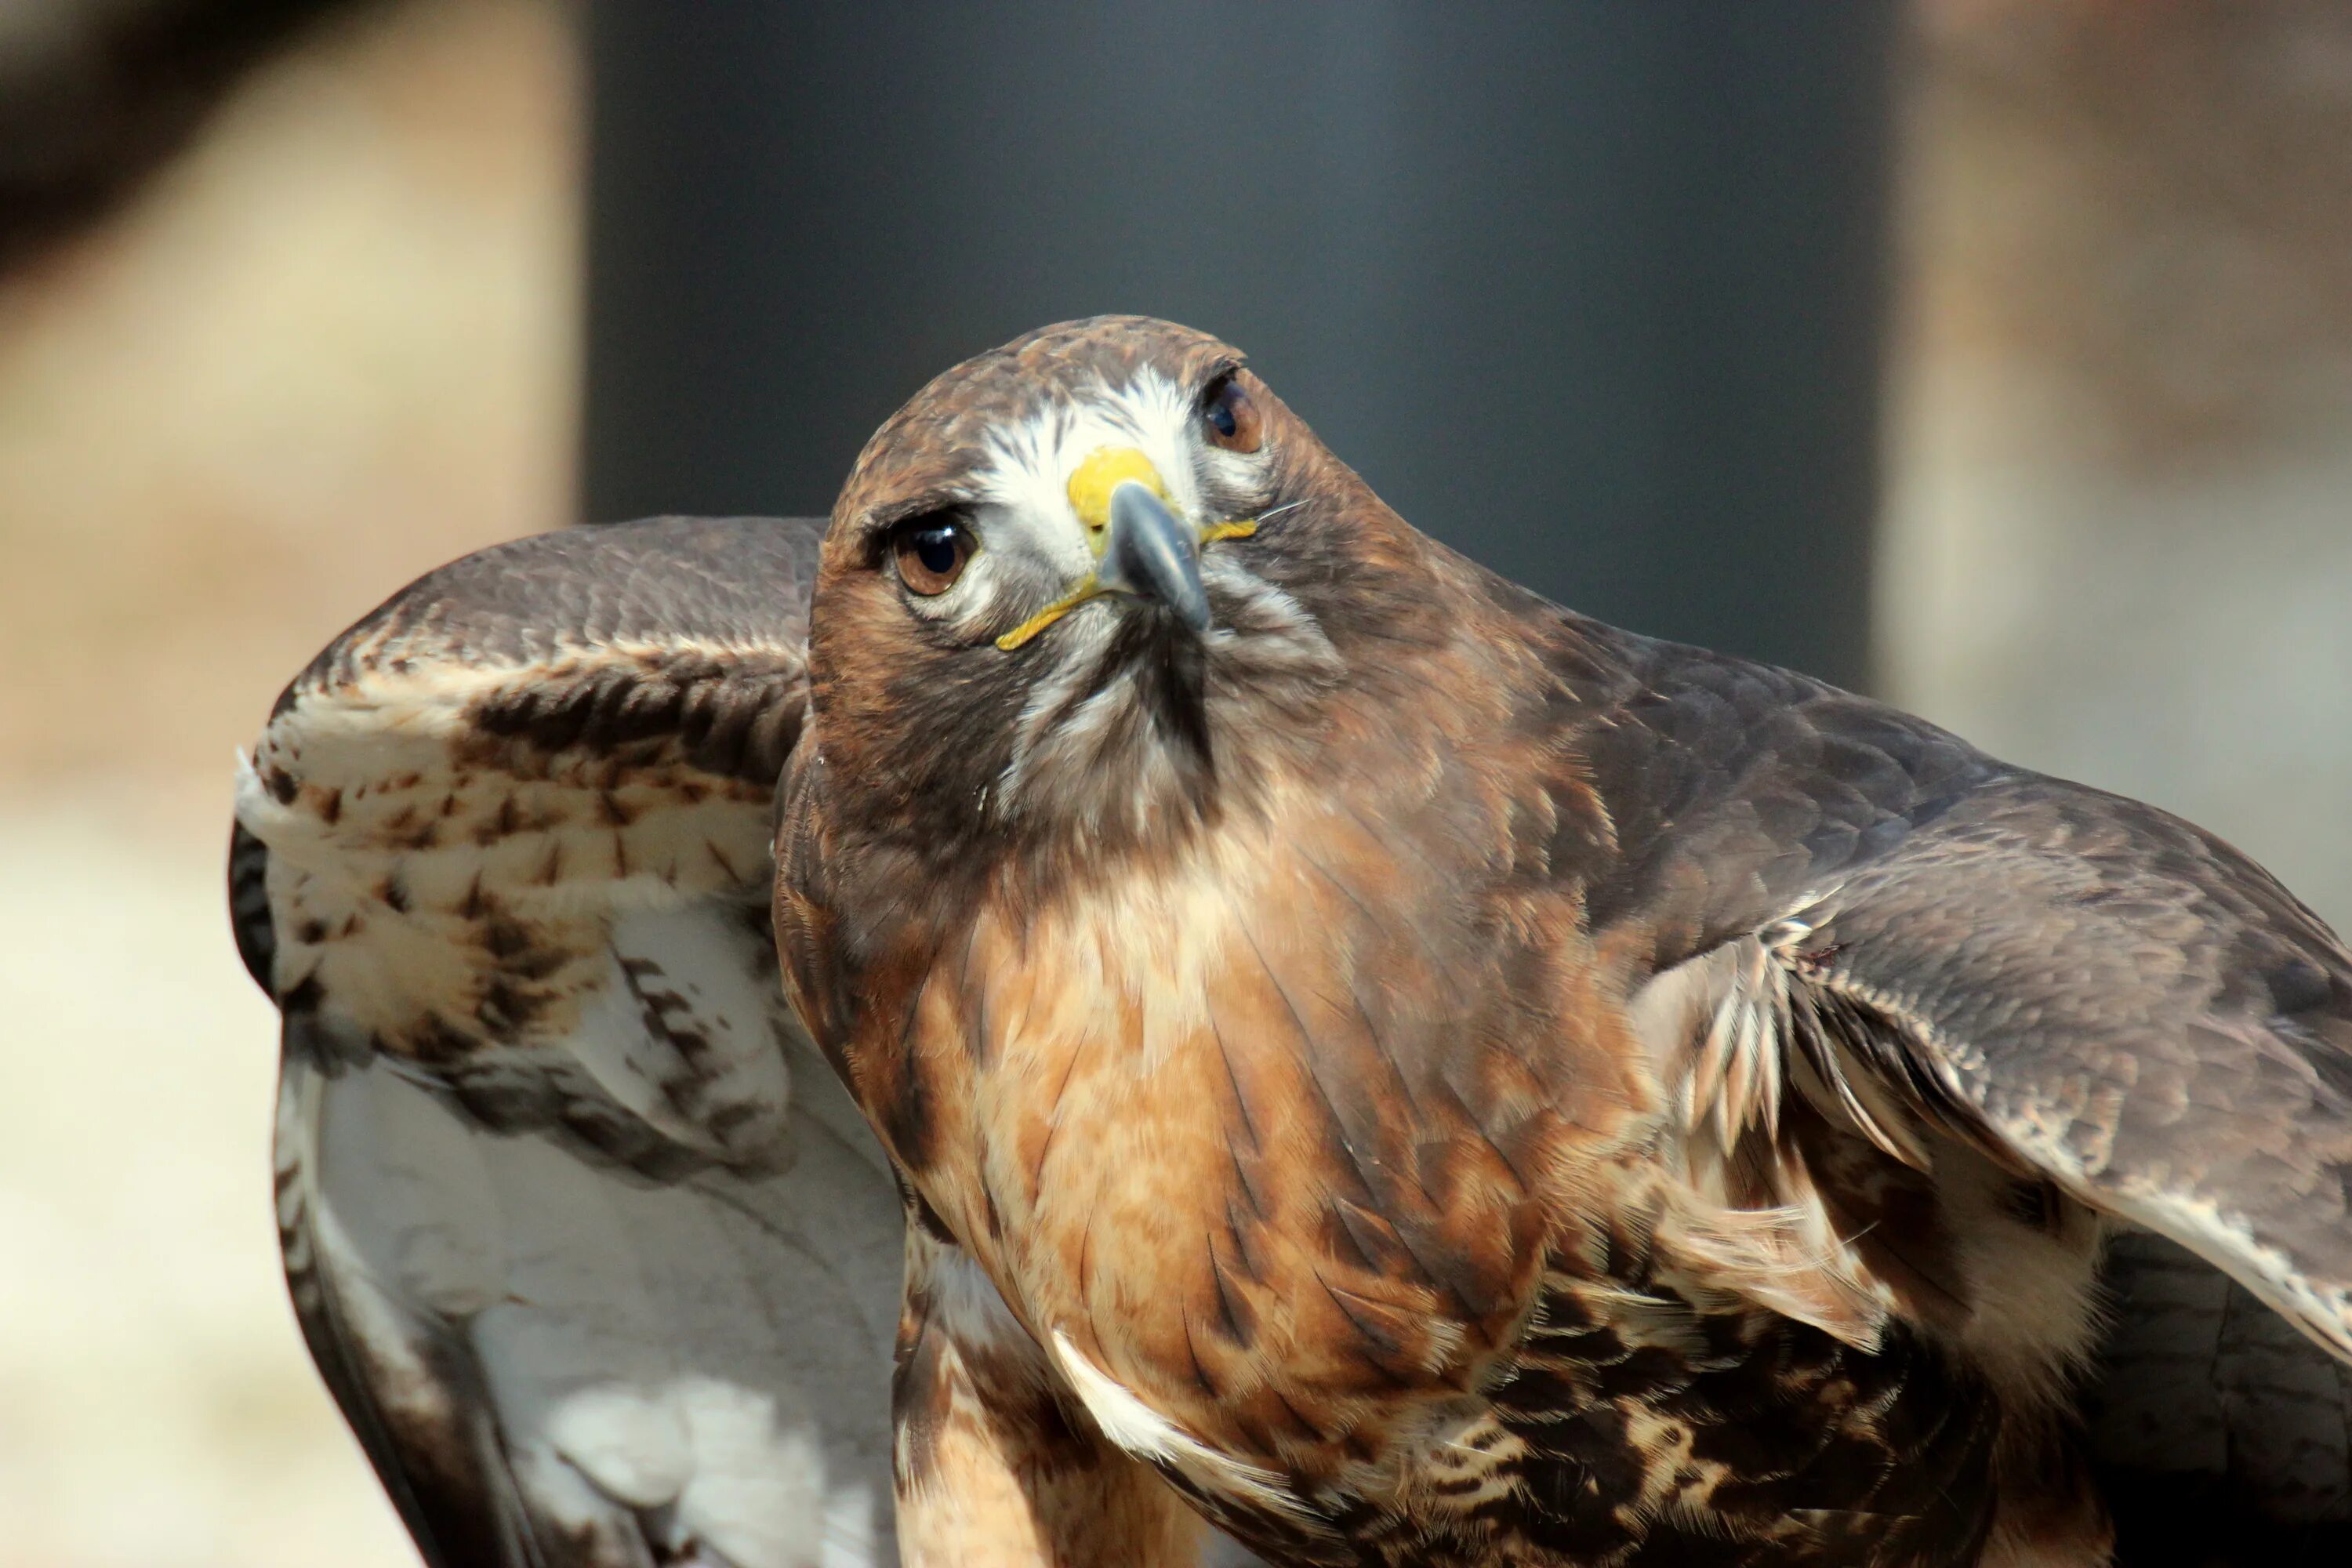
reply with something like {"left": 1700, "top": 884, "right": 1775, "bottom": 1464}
{"left": 1791, "top": 771, "right": 2352, "bottom": 1363}
{"left": 234, "top": 517, "right": 906, "bottom": 1567}
{"left": 1584, "top": 630, "right": 2352, "bottom": 1362}
{"left": 1585, "top": 626, "right": 2352, "bottom": 1530}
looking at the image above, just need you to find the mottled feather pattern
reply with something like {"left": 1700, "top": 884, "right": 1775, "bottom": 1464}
{"left": 241, "top": 518, "right": 815, "bottom": 1162}
{"left": 234, "top": 517, "right": 909, "bottom": 1568}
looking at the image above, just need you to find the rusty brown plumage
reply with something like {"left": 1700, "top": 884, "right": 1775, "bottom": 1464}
{"left": 779, "top": 318, "right": 2352, "bottom": 1566}
{"left": 892, "top": 1226, "right": 1211, "bottom": 1566}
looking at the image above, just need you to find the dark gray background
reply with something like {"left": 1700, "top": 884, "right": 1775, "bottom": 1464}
{"left": 584, "top": 5, "right": 1893, "bottom": 688}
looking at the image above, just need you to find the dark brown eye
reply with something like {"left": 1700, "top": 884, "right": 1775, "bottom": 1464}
{"left": 1202, "top": 374, "right": 1264, "bottom": 454}
{"left": 889, "top": 516, "right": 975, "bottom": 596}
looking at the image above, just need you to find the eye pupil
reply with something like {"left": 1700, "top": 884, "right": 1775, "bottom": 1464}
{"left": 1201, "top": 376, "right": 1263, "bottom": 453}
{"left": 913, "top": 525, "right": 960, "bottom": 575}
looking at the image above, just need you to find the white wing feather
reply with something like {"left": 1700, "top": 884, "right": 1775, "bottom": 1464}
{"left": 234, "top": 518, "right": 904, "bottom": 1568}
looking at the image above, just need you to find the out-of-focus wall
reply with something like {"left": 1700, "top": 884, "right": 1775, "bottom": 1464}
{"left": 1883, "top": 0, "right": 2352, "bottom": 931}
{"left": 0, "top": 1, "right": 578, "bottom": 1563}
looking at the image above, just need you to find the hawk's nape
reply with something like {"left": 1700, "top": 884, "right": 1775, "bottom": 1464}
{"left": 228, "top": 517, "right": 907, "bottom": 1568}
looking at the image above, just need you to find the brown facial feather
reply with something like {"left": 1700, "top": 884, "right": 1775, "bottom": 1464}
{"left": 781, "top": 317, "right": 2352, "bottom": 1565}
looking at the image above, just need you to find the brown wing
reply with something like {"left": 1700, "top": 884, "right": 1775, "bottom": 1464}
{"left": 1576, "top": 625, "right": 2352, "bottom": 1532}
{"left": 233, "top": 517, "right": 906, "bottom": 1568}
{"left": 1784, "top": 769, "right": 2352, "bottom": 1363}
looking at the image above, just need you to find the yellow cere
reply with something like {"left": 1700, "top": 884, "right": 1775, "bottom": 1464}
{"left": 994, "top": 456, "right": 1264, "bottom": 652}
{"left": 1065, "top": 446, "right": 1167, "bottom": 544}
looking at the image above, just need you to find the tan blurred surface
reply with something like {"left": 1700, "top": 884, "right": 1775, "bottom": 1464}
{"left": 1883, "top": 0, "right": 2352, "bottom": 931}
{"left": 0, "top": 0, "right": 579, "bottom": 1563}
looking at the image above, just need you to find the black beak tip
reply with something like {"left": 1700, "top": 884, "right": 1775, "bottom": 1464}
{"left": 1105, "top": 481, "right": 1210, "bottom": 633}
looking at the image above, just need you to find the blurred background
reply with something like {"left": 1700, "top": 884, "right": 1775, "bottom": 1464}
{"left": 0, "top": 2, "right": 2346, "bottom": 1564}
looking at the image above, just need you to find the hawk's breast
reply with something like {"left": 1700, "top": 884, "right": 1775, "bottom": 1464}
{"left": 877, "top": 777, "right": 1637, "bottom": 1525}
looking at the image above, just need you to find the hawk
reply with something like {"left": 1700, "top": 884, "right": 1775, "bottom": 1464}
{"left": 773, "top": 317, "right": 2352, "bottom": 1566}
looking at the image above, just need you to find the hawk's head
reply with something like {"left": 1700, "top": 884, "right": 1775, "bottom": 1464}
{"left": 807, "top": 316, "right": 1445, "bottom": 869}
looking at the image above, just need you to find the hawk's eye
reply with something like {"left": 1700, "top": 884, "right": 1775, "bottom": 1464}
{"left": 1201, "top": 375, "right": 1263, "bottom": 454}
{"left": 888, "top": 515, "right": 975, "bottom": 597}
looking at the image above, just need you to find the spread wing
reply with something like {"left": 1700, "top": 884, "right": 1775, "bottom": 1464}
{"left": 1780, "top": 771, "right": 2352, "bottom": 1538}
{"left": 1784, "top": 771, "right": 2352, "bottom": 1367}
{"left": 1592, "top": 637, "right": 2352, "bottom": 1532}
{"left": 230, "top": 517, "right": 905, "bottom": 1568}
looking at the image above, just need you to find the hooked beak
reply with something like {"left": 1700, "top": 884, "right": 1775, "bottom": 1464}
{"left": 1097, "top": 481, "right": 1210, "bottom": 633}
{"left": 995, "top": 447, "right": 1260, "bottom": 652}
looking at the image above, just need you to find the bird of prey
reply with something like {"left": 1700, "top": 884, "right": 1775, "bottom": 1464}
{"left": 773, "top": 316, "right": 2352, "bottom": 1566}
